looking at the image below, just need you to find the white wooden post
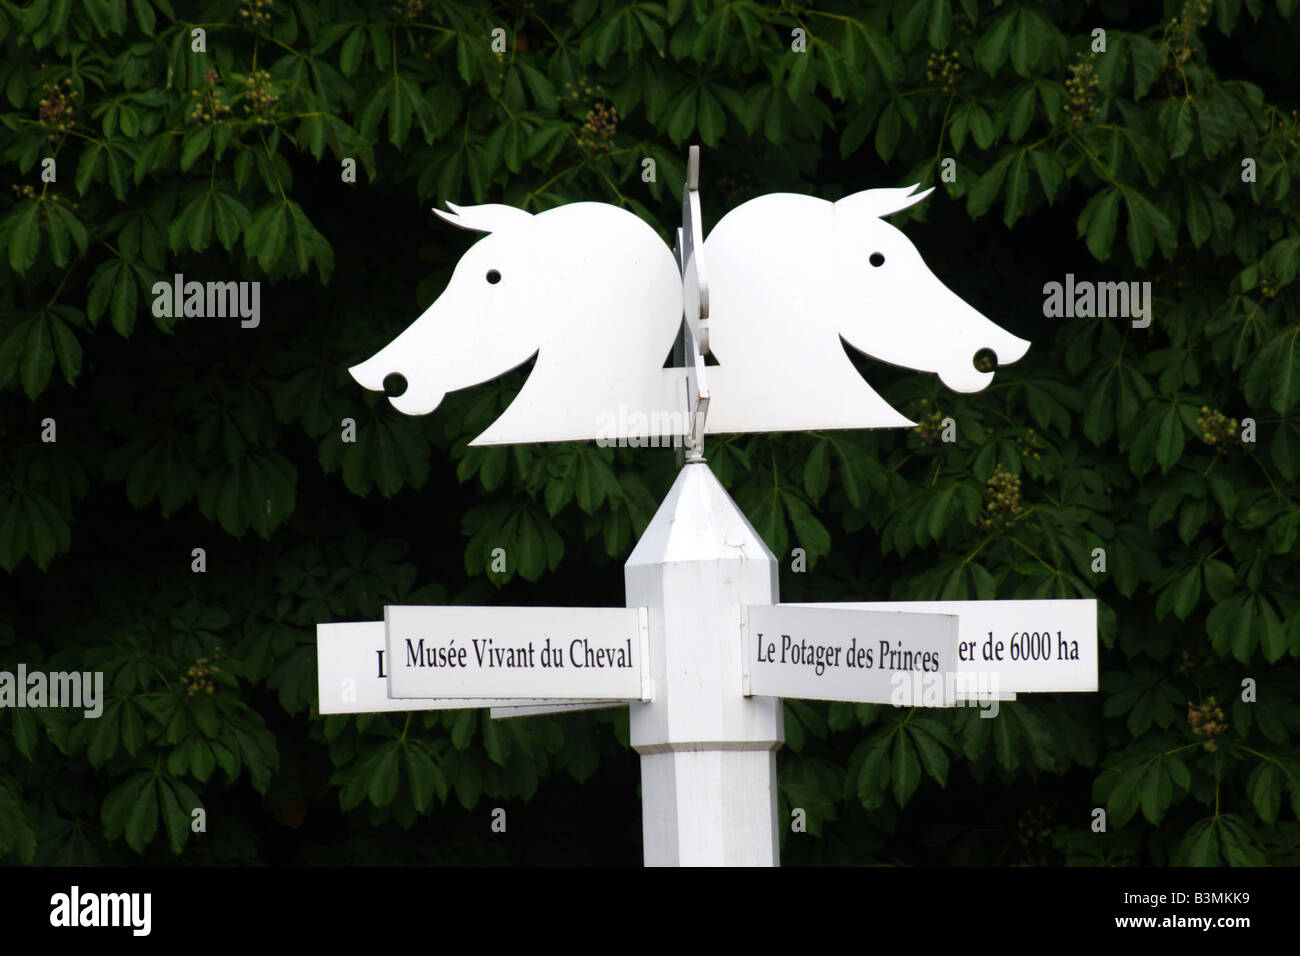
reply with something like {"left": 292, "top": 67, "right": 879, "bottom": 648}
{"left": 625, "top": 458, "right": 784, "bottom": 866}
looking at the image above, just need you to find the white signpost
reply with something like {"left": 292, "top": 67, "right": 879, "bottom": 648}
{"left": 316, "top": 622, "right": 630, "bottom": 715}
{"left": 384, "top": 605, "right": 650, "bottom": 701}
{"left": 791, "top": 599, "right": 1098, "bottom": 694}
{"left": 743, "top": 604, "right": 959, "bottom": 707}
{"left": 316, "top": 146, "right": 1100, "bottom": 866}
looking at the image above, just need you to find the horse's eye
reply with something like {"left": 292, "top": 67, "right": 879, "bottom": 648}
{"left": 869, "top": 253, "right": 885, "bottom": 267}
{"left": 486, "top": 270, "right": 502, "bottom": 284}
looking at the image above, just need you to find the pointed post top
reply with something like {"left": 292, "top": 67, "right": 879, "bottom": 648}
{"left": 626, "top": 459, "right": 774, "bottom": 569}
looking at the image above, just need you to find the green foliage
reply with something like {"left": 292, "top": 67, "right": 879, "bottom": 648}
{"left": 1, "top": 0, "right": 1298, "bottom": 865}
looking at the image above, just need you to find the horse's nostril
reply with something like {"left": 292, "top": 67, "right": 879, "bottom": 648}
{"left": 382, "top": 373, "right": 408, "bottom": 397}
{"left": 972, "top": 348, "right": 997, "bottom": 373}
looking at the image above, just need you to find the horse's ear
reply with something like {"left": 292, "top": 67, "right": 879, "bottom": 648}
{"left": 434, "top": 202, "right": 533, "bottom": 234}
{"left": 835, "top": 183, "right": 934, "bottom": 219}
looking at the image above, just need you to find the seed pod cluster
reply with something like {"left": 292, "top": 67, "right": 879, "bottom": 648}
{"left": 979, "top": 463, "right": 1023, "bottom": 531}
{"left": 1187, "top": 696, "right": 1227, "bottom": 751}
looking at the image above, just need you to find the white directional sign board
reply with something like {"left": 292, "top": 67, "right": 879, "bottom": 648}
{"left": 790, "top": 600, "right": 1098, "bottom": 693}
{"left": 384, "top": 606, "right": 651, "bottom": 701}
{"left": 316, "top": 622, "right": 626, "bottom": 714}
{"left": 743, "top": 605, "right": 960, "bottom": 707}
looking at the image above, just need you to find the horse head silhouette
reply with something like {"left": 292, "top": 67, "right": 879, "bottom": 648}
{"left": 831, "top": 185, "right": 1029, "bottom": 391}
{"left": 348, "top": 201, "right": 683, "bottom": 445}
{"left": 351, "top": 186, "right": 1029, "bottom": 443}
{"left": 702, "top": 184, "right": 1030, "bottom": 433}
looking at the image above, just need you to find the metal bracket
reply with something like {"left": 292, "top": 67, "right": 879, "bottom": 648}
{"left": 739, "top": 604, "right": 753, "bottom": 697}
{"left": 636, "top": 606, "right": 655, "bottom": 702}
{"left": 682, "top": 146, "right": 710, "bottom": 356}
{"left": 674, "top": 145, "right": 710, "bottom": 464}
